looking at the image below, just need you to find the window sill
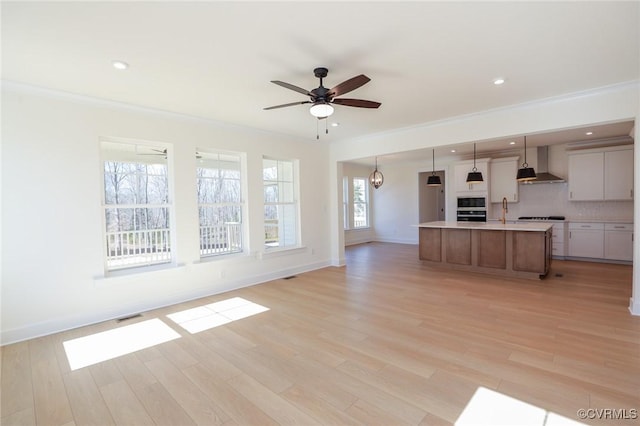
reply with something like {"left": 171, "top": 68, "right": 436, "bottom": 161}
{"left": 259, "top": 245, "right": 307, "bottom": 259}
{"left": 95, "top": 262, "right": 185, "bottom": 286}
{"left": 194, "top": 251, "right": 250, "bottom": 264}
{"left": 347, "top": 227, "right": 372, "bottom": 231}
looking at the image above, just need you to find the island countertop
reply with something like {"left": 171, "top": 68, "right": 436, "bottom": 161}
{"left": 417, "top": 221, "right": 553, "bottom": 232}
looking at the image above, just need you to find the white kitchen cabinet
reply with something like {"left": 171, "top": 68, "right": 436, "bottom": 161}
{"left": 490, "top": 157, "right": 518, "bottom": 203}
{"left": 604, "top": 223, "right": 633, "bottom": 261}
{"left": 604, "top": 149, "right": 634, "bottom": 200}
{"left": 568, "top": 145, "right": 633, "bottom": 201}
{"left": 568, "top": 222, "right": 604, "bottom": 259}
{"left": 550, "top": 222, "right": 567, "bottom": 259}
{"left": 568, "top": 152, "right": 604, "bottom": 201}
{"left": 454, "top": 160, "right": 489, "bottom": 195}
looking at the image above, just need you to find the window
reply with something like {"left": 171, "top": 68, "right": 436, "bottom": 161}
{"left": 102, "top": 142, "right": 171, "bottom": 271}
{"left": 263, "top": 157, "right": 298, "bottom": 249}
{"left": 353, "top": 177, "right": 369, "bottom": 228}
{"left": 343, "top": 176, "right": 350, "bottom": 230}
{"left": 197, "top": 151, "right": 243, "bottom": 257}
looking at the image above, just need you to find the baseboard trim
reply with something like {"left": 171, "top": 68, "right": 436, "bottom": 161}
{"left": 630, "top": 297, "right": 640, "bottom": 316}
{"left": 0, "top": 260, "right": 331, "bottom": 346}
{"left": 374, "top": 237, "right": 418, "bottom": 245}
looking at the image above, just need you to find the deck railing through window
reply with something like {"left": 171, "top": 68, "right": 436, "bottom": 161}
{"left": 200, "top": 222, "right": 242, "bottom": 256}
{"left": 106, "top": 228, "right": 171, "bottom": 269}
{"left": 354, "top": 219, "right": 367, "bottom": 228}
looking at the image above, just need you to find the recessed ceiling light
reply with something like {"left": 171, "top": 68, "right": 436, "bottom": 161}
{"left": 585, "top": 131, "right": 593, "bottom": 135}
{"left": 331, "top": 122, "right": 339, "bottom": 127}
{"left": 451, "top": 149, "right": 456, "bottom": 153}
{"left": 112, "top": 60, "right": 129, "bottom": 70}
{"left": 509, "top": 141, "right": 516, "bottom": 145}
{"left": 493, "top": 78, "right": 505, "bottom": 85}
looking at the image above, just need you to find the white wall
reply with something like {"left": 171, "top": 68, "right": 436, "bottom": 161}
{"left": 1, "top": 84, "right": 332, "bottom": 344}
{"left": 371, "top": 162, "right": 420, "bottom": 244}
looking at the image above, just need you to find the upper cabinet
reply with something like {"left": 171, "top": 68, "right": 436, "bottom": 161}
{"left": 489, "top": 157, "right": 519, "bottom": 203}
{"left": 568, "top": 145, "right": 633, "bottom": 201}
{"left": 604, "top": 149, "right": 633, "bottom": 200}
{"left": 568, "top": 152, "right": 604, "bottom": 200}
{"left": 454, "top": 159, "right": 489, "bottom": 195}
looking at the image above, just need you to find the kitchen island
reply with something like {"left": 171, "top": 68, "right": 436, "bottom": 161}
{"left": 418, "top": 221, "right": 553, "bottom": 279}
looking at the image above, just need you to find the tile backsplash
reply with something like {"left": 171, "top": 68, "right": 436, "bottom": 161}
{"left": 490, "top": 182, "right": 634, "bottom": 221}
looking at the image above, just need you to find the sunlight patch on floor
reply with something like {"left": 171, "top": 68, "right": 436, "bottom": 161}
{"left": 63, "top": 318, "right": 181, "bottom": 370}
{"left": 456, "top": 387, "right": 586, "bottom": 426}
{"left": 167, "top": 297, "right": 269, "bottom": 334}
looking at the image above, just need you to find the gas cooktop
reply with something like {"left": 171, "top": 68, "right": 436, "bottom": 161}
{"left": 518, "top": 216, "right": 566, "bottom": 221}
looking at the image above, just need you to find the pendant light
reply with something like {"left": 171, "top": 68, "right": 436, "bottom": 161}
{"left": 466, "top": 143, "right": 484, "bottom": 183}
{"left": 516, "top": 135, "right": 537, "bottom": 181}
{"left": 427, "top": 149, "right": 442, "bottom": 186}
{"left": 369, "top": 157, "right": 384, "bottom": 189}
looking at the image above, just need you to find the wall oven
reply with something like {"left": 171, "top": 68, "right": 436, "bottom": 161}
{"left": 457, "top": 197, "right": 487, "bottom": 222}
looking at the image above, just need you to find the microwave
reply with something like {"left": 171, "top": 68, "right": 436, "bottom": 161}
{"left": 457, "top": 197, "right": 487, "bottom": 222}
{"left": 457, "top": 197, "right": 486, "bottom": 209}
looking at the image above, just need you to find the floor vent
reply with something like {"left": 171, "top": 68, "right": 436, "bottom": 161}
{"left": 555, "top": 273, "right": 564, "bottom": 278}
{"left": 283, "top": 275, "right": 297, "bottom": 280}
{"left": 116, "top": 313, "right": 142, "bottom": 322}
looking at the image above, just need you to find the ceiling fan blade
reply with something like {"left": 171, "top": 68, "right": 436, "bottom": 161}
{"left": 263, "top": 101, "right": 311, "bottom": 110}
{"left": 139, "top": 148, "right": 167, "bottom": 156}
{"left": 271, "top": 80, "right": 312, "bottom": 96}
{"left": 330, "top": 74, "right": 370, "bottom": 97}
{"left": 332, "top": 98, "right": 381, "bottom": 108}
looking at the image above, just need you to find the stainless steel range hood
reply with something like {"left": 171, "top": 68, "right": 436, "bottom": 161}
{"left": 525, "top": 146, "right": 565, "bottom": 184}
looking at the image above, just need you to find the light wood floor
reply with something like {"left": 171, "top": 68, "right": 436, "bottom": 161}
{"left": 2, "top": 242, "right": 639, "bottom": 425}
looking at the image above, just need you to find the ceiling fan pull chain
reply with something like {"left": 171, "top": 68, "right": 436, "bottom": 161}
{"left": 316, "top": 119, "right": 319, "bottom": 140}
{"left": 326, "top": 119, "right": 328, "bottom": 135}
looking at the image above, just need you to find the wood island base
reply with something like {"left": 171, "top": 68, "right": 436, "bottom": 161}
{"left": 419, "top": 224, "right": 552, "bottom": 280}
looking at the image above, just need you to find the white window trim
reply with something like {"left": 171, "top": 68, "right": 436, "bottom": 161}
{"left": 262, "top": 156, "right": 301, "bottom": 251}
{"left": 100, "top": 139, "right": 176, "bottom": 275}
{"left": 196, "top": 150, "right": 245, "bottom": 258}
{"left": 352, "top": 176, "right": 370, "bottom": 229}
{"left": 343, "top": 176, "right": 350, "bottom": 230}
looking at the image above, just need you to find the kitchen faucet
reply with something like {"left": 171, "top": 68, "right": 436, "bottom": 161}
{"left": 501, "top": 197, "right": 508, "bottom": 224}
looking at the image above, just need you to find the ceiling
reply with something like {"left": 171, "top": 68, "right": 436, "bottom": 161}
{"left": 2, "top": 1, "right": 638, "bottom": 159}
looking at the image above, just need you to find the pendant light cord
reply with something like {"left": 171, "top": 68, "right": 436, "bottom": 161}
{"left": 472, "top": 143, "right": 478, "bottom": 172}
{"left": 432, "top": 149, "right": 436, "bottom": 175}
{"left": 522, "top": 136, "right": 528, "bottom": 167}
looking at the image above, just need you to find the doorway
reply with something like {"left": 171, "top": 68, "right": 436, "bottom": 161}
{"left": 418, "top": 171, "right": 445, "bottom": 223}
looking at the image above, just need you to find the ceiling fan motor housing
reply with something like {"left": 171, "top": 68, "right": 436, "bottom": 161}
{"left": 313, "top": 67, "right": 329, "bottom": 79}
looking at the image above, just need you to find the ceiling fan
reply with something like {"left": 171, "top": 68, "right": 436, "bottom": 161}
{"left": 264, "top": 67, "right": 381, "bottom": 118}
{"left": 138, "top": 148, "right": 168, "bottom": 158}
{"left": 138, "top": 148, "right": 202, "bottom": 159}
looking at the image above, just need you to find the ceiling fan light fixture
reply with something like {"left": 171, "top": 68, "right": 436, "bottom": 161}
{"left": 309, "top": 102, "right": 334, "bottom": 118}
